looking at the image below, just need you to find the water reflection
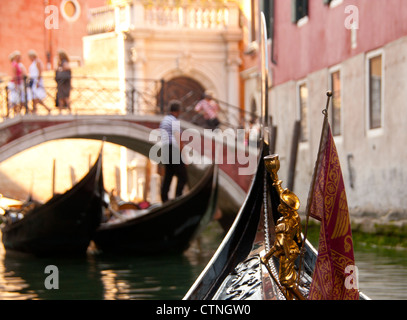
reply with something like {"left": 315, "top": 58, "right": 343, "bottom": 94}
{"left": 100, "top": 270, "right": 133, "bottom": 300}
{"left": 1, "top": 246, "right": 105, "bottom": 299}
{"left": 355, "top": 246, "right": 407, "bottom": 300}
{"left": 0, "top": 237, "right": 212, "bottom": 300}
{"left": 94, "top": 253, "right": 195, "bottom": 300}
{"left": 0, "top": 260, "right": 37, "bottom": 300}
{"left": 0, "top": 227, "right": 406, "bottom": 300}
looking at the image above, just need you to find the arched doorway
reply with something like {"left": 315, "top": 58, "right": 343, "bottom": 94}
{"left": 158, "top": 76, "right": 205, "bottom": 123}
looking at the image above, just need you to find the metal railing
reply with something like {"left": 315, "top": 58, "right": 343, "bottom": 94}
{"left": 0, "top": 74, "right": 258, "bottom": 130}
{"left": 0, "top": 75, "right": 162, "bottom": 117}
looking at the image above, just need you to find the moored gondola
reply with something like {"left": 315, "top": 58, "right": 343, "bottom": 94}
{"left": 0, "top": 148, "right": 104, "bottom": 257}
{"left": 93, "top": 164, "right": 218, "bottom": 254}
{"left": 183, "top": 141, "right": 268, "bottom": 299}
{"left": 184, "top": 14, "right": 369, "bottom": 301}
{"left": 183, "top": 145, "right": 322, "bottom": 300}
{"left": 184, "top": 147, "right": 369, "bottom": 300}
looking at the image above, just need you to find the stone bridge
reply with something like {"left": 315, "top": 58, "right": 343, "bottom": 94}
{"left": 0, "top": 114, "right": 259, "bottom": 222}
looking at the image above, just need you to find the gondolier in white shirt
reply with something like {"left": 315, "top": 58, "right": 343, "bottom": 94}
{"left": 159, "top": 100, "right": 188, "bottom": 203}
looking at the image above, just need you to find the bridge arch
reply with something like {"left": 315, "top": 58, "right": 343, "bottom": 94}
{"left": 0, "top": 115, "right": 248, "bottom": 220}
{"left": 0, "top": 115, "right": 163, "bottom": 163}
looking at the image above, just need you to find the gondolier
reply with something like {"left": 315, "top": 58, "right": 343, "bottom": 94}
{"left": 159, "top": 100, "right": 188, "bottom": 203}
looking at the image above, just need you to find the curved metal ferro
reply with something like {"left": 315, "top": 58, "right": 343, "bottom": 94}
{"left": 261, "top": 154, "right": 305, "bottom": 300}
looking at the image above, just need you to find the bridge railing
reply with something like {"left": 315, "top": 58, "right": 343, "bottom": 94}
{"left": 0, "top": 74, "right": 259, "bottom": 131}
{"left": 0, "top": 75, "right": 162, "bottom": 116}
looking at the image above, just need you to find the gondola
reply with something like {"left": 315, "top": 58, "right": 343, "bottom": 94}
{"left": 93, "top": 164, "right": 218, "bottom": 254}
{"left": 0, "top": 149, "right": 104, "bottom": 257}
{"left": 184, "top": 142, "right": 370, "bottom": 301}
{"left": 184, "top": 142, "right": 328, "bottom": 300}
{"left": 184, "top": 14, "right": 369, "bottom": 301}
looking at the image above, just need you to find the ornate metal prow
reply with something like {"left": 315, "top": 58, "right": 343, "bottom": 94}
{"left": 261, "top": 154, "right": 305, "bottom": 300}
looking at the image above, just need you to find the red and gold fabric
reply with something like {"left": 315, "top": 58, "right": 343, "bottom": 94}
{"left": 307, "top": 120, "right": 359, "bottom": 300}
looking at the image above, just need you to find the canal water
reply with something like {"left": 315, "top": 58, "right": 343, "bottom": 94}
{"left": 0, "top": 221, "right": 406, "bottom": 300}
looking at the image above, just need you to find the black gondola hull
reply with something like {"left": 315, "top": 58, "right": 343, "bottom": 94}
{"left": 93, "top": 165, "right": 217, "bottom": 254}
{"left": 184, "top": 146, "right": 265, "bottom": 300}
{"left": 184, "top": 145, "right": 369, "bottom": 300}
{"left": 1, "top": 153, "right": 104, "bottom": 257}
{"left": 183, "top": 145, "right": 328, "bottom": 300}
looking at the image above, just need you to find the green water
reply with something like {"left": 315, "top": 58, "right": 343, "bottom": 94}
{"left": 0, "top": 222, "right": 223, "bottom": 300}
{"left": 0, "top": 221, "right": 406, "bottom": 300}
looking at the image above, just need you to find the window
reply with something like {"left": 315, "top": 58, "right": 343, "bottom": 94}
{"left": 323, "top": 0, "right": 343, "bottom": 8}
{"left": 292, "top": 0, "right": 308, "bottom": 23}
{"left": 260, "top": 0, "right": 273, "bottom": 39}
{"left": 330, "top": 69, "right": 342, "bottom": 136}
{"left": 258, "top": 0, "right": 276, "bottom": 64}
{"left": 60, "top": 0, "right": 81, "bottom": 22}
{"left": 368, "top": 54, "right": 383, "bottom": 130}
{"left": 250, "top": 0, "right": 257, "bottom": 41}
{"left": 298, "top": 82, "right": 308, "bottom": 142}
{"left": 250, "top": 98, "right": 258, "bottom": 124}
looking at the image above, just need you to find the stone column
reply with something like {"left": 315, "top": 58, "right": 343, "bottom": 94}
{"left": 130, "top": 38, "right": 147, "bottom": 114}
{"left": 114, "top": 3, "right": 132, "bottom": 115}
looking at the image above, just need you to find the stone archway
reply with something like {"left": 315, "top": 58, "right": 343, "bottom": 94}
{"left": 159, "top": 76, "right": 205, "bottom": 123}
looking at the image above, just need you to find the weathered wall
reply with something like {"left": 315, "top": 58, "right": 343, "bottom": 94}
{"left": 270, "top": 36, "right": 407, "bottom": 221}
{"left": 0, "top": 0, "right": 107, "bottom": 75}
{"left": 272, "top": 0, "right": 407, "bottom": 86}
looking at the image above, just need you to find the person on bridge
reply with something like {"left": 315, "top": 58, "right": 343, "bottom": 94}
{"left": 28, "top": 50, "right": 51, "bottom": 114}
{"left": 194, "top": 90, "right": 220, "bottom": 129}
{"left": 55, "top": 49, "right": 71, "bottom": 113}
{"left": 8, "top": 50, "right": 27, "bottom": 116}
{"left": 159, "top": 100, "right": 188, "bottom": 203}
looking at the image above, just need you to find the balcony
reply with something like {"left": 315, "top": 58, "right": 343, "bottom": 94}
{"left": 87, "top": 0, "right": 240, "bottom": 35}
{"left": 87, "top": 6, "right": 116, "bottom": 35}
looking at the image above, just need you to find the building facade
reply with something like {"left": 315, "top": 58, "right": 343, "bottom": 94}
{"left": 240, "top": 0, "right": 407, "bottom": 220}
{"left": 0, "top": 0, "right": 247, "bottom": 204}
{"left": 84, "top": 0, "right": 243, "bottom": 122}
{"left": 0, "top": 0, "right": 107, "bottom": 76}
{"left": 83, "top": 0, "right": 245, "bottom": 201}
{"left": 2, "top": 0, "right": 406, "bottom": 221}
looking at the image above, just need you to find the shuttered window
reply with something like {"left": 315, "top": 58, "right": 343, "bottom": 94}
{"left": 368, "top": 55, "right": 383, "bottom": 130}
{"left": 260, "top": 0, "right": 274, "bottom": 39}
{"left": 298, "top": 82, "right": 309, "bottom": 142}
{"left": 330, "top": 70, "right": 342, "bottom": 136}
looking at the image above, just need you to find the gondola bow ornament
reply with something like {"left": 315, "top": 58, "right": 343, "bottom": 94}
{"left": 306, "top": 92, "right": 359, "bottom": 300}
{"left": 261, "top": 155, "right": 306, "bottom": 300}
